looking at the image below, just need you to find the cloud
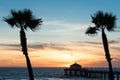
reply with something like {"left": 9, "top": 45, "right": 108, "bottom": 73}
{"left": 0, "top": 59, "right": 13, "bottom": 62}
{"left": 110, "top": 46, "right": 120, "bottom": 52}
{"left": 0, "top": 41, "right": 116, "bottom": 53}
{"left": 0, "top": 41, "right": 120, "bottom": 57}
{"left": 109, "top": 40, "right": 119, "bottom": 44}
{"left": 28, "top": 43, "right": 72, "bottom": 51}
{"left": 0, "top": 43, "right": 71, "bottom": 51}
{"left": 1, "top": 41, "right": 120, "bottom": 67}
{"left": 84, "top": 40, "right": 119, "bottom": 45}
{"left": 43, "top": 20, "right": 88, "bottom": 33}
{"left": 85, "top": 41, "right": 102, "bottom": 45}
{"left": 0, "top": 43, "right": 20, "bottom": 47}
{"left": 0, "top": 43, "right": 20, "bottom": 51}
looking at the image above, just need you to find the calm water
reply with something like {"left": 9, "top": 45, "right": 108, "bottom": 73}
{"left": 0, "top": 67, "right": 120, "bottom": 80}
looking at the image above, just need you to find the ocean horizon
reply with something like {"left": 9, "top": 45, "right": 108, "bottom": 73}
{"left": 0, "top": 67, "right": 120, "bottom": 80}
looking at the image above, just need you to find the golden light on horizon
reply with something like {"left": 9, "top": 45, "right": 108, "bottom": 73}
{"left": 0, "top": 41, "right": 119, "bottom": 67}
{"left": 0, "top": 47, "right": 100, "bottom": 67}
{"left": 28, "top": 46, "right": 106, "bottom": 67}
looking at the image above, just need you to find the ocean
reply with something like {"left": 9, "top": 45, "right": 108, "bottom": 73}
{"left": 0, "top": 67, "right": 120, "bottom": 80}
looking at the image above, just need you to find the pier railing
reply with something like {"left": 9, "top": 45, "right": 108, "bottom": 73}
{"left": 64, "top": 68, "right": 120, "bottom": 80}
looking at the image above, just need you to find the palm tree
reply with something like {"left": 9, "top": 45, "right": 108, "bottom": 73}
{"left": 4, "top": 9, "right": 42, "bottom": 80}
{"left": 86, "top": 11, "right": 116, "bottom": 80}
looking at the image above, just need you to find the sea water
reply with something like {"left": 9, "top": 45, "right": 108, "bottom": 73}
{"left": 0, "top": 67, "right": 120, "bottom": 80}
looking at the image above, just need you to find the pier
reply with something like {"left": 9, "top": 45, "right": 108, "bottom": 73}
{"left": 64, "top": 63, "right": 120, "bottom": 80}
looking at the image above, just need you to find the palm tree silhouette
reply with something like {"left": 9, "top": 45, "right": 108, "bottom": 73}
{"left": 4, "top": 9, "right": 42, "bottom": 80}
{"left": 86, "top": 11, "right": 116, "bottom": 80}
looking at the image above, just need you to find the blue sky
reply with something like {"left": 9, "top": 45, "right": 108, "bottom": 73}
{"left": 1, "top": 0, "right": 120, "bottom": 43}
{"left": 0, "top": 0, "right": 120, "bottom": 67}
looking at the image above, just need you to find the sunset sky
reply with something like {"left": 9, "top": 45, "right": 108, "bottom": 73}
{"left": 0, "top": 0, "right": 120, "bottom": 67}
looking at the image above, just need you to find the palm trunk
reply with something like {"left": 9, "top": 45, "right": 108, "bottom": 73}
{"left": 20, "top": 29, "right": 34, "bottom": 80}
{"left": 102, "top": 28, "right": 114, "bottom": 80}
{"left": 25, "top": 54, "right": 34, "bottom": 80}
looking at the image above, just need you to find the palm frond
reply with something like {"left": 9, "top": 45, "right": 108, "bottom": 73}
{"left": 91, "top": 10, "right": 116, "bottom": 32}
{"left": 23, "top": 9, "right": 33, "bottom": 22}
{"left": 25, "top": 18, "right": 42, "bottom": 31}
{"left": 3, "top": 17, "right": 16, "bottom": 27}
{"left": 85, "top": 27, "right": 97, "bottom": 36}
{"left": 91, "top": 11, "right": 104, "bottom": 28}
{"left": 4, "top": 9, "right": 42, "bottom": 31}
{"left": 105, "top": 13, "right": 116, "bottom": 31}
{"left": 11, "top": 9, "right": 22, "bottom": 24}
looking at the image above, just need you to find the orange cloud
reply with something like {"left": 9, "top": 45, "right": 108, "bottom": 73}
{"left": 0, "top": 40, "right": 120, "bottom": 67}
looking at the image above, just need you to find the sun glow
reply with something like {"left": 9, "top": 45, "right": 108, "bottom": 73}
{"left": 0, "top": 40, "right": 119, "bottom": 67}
